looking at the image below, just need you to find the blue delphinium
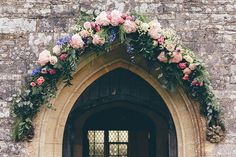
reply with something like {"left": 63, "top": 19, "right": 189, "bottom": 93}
{"left": 109, "top": 29, "right": 117, "bottom": 44}
{"left": 32, "top": 67, "right": 42, "bottom": 76}
{"left": 56, "top": 35, "right": 71, "bottom": 45}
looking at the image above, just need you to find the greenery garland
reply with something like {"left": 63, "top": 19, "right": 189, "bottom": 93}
{"left": 11, "top": 10, "right": 225, "bottom": 143}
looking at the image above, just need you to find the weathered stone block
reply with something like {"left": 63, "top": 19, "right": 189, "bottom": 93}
{"left": 0, "top": 18, "right": 36, "bottom": 33}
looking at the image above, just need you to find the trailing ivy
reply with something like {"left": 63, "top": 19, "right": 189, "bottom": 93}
{"left": 11, "top": 10, "right": 225, "bottom": 143}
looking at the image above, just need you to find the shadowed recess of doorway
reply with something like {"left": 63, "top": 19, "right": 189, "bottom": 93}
{"left": 63, "top": 68, "right": 177, "bottom": 157}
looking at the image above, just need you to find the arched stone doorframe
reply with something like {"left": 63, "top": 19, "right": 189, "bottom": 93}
{"left": 26, "top": 44, "right": 210, "bottom": 157}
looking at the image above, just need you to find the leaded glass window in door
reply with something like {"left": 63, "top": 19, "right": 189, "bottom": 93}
{"left": 87, "top": 130, "right": 129, "bottom": 157}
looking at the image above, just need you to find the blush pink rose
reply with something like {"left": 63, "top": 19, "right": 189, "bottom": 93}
{"left": 123, "top": 20, "right": 137, "bottom": 33}
{"left": 182, "top": 74, "right": 189, "bottom": 80}
{"left": 70, "top": 34, "right": 85, "bottom": 49}
{"left": 30, "top": 82, "right": 36, "bottom": 87}
{"left": 49, "top": 56, "right": 58, "bottom": 65}
{"left": 37, "top": 50, "right": 51, "bottom": 66}
{"left": 83, "top": 21, "right": 92, "bottom": 29}
{"left": 37, "top": 76, "right": 45, "bottom": 85}
{"left": 79, "top": 30, "right": 90, "bottom": 38}
{"left": 157, "top": 52, "right": 168, "bottom": 63}
{"left": 110, "top": 10, "right": 124, "bottom": 26}
{"left": 92, "top": 34, "right": 105, "bottom": 46}
{"left": 183, "top": 68, "right": 192, "bottom": 75}
{"left": 95, "top": 11, "right": 110, "bottom": 26}
{"left": 148, "top": 28, "right": 159, "bottom": 39}
{"left": 126, "top": 16, "right": 132, "bottom": 20}
{"left": 171, "top": 51, "right": 183, "bottom": 63}
{"left": 178, "top": 62, "right": 187, "bottom": 69}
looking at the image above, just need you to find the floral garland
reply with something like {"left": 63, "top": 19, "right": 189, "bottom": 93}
{"left": 11, "top": 10, "right": 225, "bottom": 143}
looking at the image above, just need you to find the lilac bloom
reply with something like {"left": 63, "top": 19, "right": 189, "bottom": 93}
{"left": 56, "top": 35, "right": 71, "bottom": 45}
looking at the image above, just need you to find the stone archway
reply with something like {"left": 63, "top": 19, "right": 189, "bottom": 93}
{"left": 26, "top": 44, "right": 207, "bottom": 157}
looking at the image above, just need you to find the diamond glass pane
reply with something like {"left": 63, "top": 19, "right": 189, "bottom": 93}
{"left": 119, "top": 144, "right": 128, "bottom": 155}
{"left": 118, "top": 131, "right": 128, "bottom": 142}
{"left": 95, "top": 144, "right": 104, "bottom": 155}
{"left": 88, "top": 131, "right": 95, "bottom": 143}
{"left": 89, "top": 144, "right": 94, "bottom": 155}
{"left": 95, "top": 131, "right": 104, "bottom": 143}
{"left": 109, "top": 144, "right": 118, "bottom": 155}
{"left": 109, "top": 131, "right": 118, "bottom": 142}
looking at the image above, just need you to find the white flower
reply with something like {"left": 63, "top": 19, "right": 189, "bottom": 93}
{"left": 148, "top": 20, "right": 161, "bottom": 30}
{"left": 183, "top": 55, "right": 194, "bottom": 63}
{"left": 139, "top": 22, "right": 149, "bottom": 32}
{"left": 165, "top": 43, "right": 175, "bottom": 52}
{"left": 189, "top": 63, "right": 197, "bottom": 70}
{"left": 95, "top": 11, "right": 110, "bottom": 26}
{"left": 37, "top": 50, "right": 51, "bottom": 66}
{"left": 49, "top": 56, "right": 58, "bottom": 65}
{"left": 52, "top": 45, "right": 62, "bottom": 56}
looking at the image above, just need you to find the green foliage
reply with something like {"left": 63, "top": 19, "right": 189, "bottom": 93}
{"left": 11, "top": 11, "right": 225, "bottom": 143}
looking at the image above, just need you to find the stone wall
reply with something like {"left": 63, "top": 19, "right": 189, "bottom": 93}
{"left": 0, "top": 0, "right": 235, "bottom": 156}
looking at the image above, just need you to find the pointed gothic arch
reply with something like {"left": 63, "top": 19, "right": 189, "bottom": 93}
{"left": 25, "top": 44, "right": 209, "bottom": 157}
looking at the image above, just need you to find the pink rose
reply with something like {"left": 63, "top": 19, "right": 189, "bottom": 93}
{"left": 123, "top": 20, "right": 137, "bottom": 33}
{"left": 41, "top": 68, "right": 47, "bottom": 74}
{"left": 92, "top": 34, "right": 105, "bottom": 46}
{"left": 70, "top": 34, "right": 84, "bottom": 49}
{"left": 95, "top": 25, "right": 101, "bottom": 32}
{"left": 191, "top": 80, "right": 198, "bottom": 85}
{"left": 60, "top": 53, "right": 68, "bottom": 61}
{"left": 183, "top": 68, "right": 191, "bottom": 75}
{"left": 171, "top": 51, "right": 183, "bottom": 63}
{"left": 49, "top": 69, "right": 56, "bottom": 75}
{"left": 30, "top": 82, "right": 36, "bottom": 87}
{"left": 199, "top": 82, "right": 204, "bottom": 86}
{"left": 49, "top": 56, "right": 58, "bottom": 65}
{"left": 110, "top": 10, "right": 123, "bottom": 26}
{"left": 79, "top": 30, "right": 90, "bottom": 38}
{"left": 178, "top": 63, "right": 187, "bottom": 69}
{"left": 95, "top": 11, "right": 110, "bottom": 26}
{"left": 157, "top": 52, "right": 168, "bottom": 63}
{"left": 182, "top": 74, "right": 189, "bottom": 80}
{"left": 126, "top": 16, "right": 132, "bottom": 20}
{"left": 52, "top": 45, "right": 61, "bottom": 56}
{"left": 83, "top": 22, "right": 92, "bottom": 29}
{"left": 37, "top": 76, "right": 45, "bottom": 85}
{"left": 37, "top": 50, "right": 51, "bottom": 66}
{"left": 158, "top": 35, "right": 165, "bottom": 45}
{"left": 148, "top": 28, "right": 159, "bottom": 39}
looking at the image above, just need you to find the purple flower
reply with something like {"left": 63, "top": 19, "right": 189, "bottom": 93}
{"left": 126, "top": 44, "right": 133, "bottom": 54}
{"left": 32, "top": 67, "right": 42, "bottom": 76}
{"left": 109, "top": 29, "right": 117, "bottom": 43}
{"left": 56, "top": 35, "right": 71, "bottom": 45}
